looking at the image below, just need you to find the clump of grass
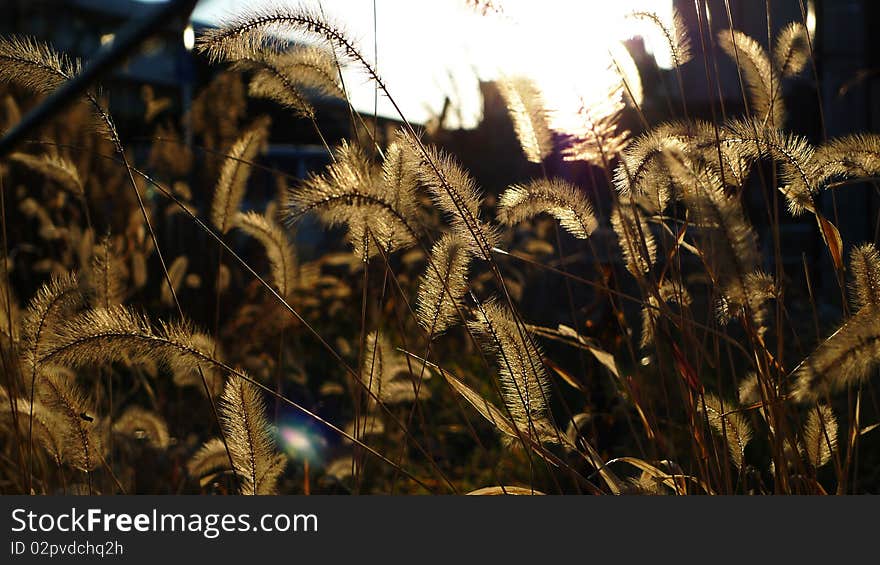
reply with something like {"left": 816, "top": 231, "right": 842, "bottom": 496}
{"left": 1, "top": 3, "right": 880, "bottom": 496}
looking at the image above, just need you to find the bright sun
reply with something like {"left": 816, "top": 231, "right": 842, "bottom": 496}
{"left": 192, "top": 0, "right": 675, "bottom": 130}
{"left": 475, "top": 0, "right": 675, "bottom": 136}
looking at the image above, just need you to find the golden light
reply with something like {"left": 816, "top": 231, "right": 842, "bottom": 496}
{"left": 475, "top": 1, "right": 671, "bottom": 137}
{"left": 806, "top": 0, "right": 817, "bottom": 38}
{"left": 193, "top": 0, "right": 672, "bottom": 130}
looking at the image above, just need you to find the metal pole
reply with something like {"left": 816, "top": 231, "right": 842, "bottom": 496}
{"left": 0, "top": 0, "right": 199, "bottom": 158}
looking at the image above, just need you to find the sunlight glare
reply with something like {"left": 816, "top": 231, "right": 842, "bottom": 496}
{"left": 806, "top": 0, "right": 816, "bottom": 37}
{"left": 190, "top": 0, "right": 673, "bottom": 130}
{"left": 477, "top": 0, "right": 671, "bottom": 137}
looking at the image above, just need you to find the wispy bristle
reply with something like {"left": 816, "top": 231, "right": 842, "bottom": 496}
{"left": 612, "top": 121, "right": 700, "bottom": 210}
{"left": 718, "top": 30, "right": 784, "bottom": 128}
{"left": 0, "top": 271, "right": 21, "bottom": 344}
{"left": 36, "top": 365, "right": 104, "bottom": 472}
{"left": 497, "top": 76, "right": 553, "bottom": 163}
{"left": 219, "top": 377, "right": 286, "bottom": 494}
{"left": 558, "top": 76, "right": 630, "bottom": 167}
{"left": 245, "top": 66, "right": 315, "bottom": 119}
{"left": 274, "top": 46, "right": 345, "bottom": 100}
{"left": 0, "top": 35, "right": 78, "bottom": 94}
{"left": 361, "top": 332, "right": 425, "bottom": 405}
{"left": 699, "top": 393, "right": 753, "bottom": 469}
{"left": 0, "top": 396, "right": 65, "bottom": 466}
{"left": 416, "top": 233, "right": 471, "bottom": 336}
{"left": 799, "top": 404, "right": 836, "bottom": 469}
{"left": 442, "top": 369, "right": 518, "bottom": 440}
{"left": 224, "top": 45, "right": 343, "bottom": 119}
{"left": 40, "top": 305, "right": 224, "bottom": 385}
{"left": 802, "top": 404, "right": 837, "bottom": 468}
{"left": 160, "top": 256, "right": 188, "bottom": 308}
{"left": 641, "top": 280, "right": 691, "bottom": 349}
{"left": 737, "top": 372, "right": 762, "bottom": 406}
{"left": 0, "top": 36, "right": 109, "bottom": 137}
{"left": 468, "top": 300, "right": 552, "bottom": 434}
{"left": 90, "top": 236, "right": 125, "bottom": 309}
{"left": 716, "top": 270, "right": 777, "bottom": 335}
{"left": 774, "top": 22, "right": 810, "bottom": 77}
{"left": 497, "top": 178, "right": 597, "bottom": 240}
{"left": 610, "top": 41, "right": 644, "bottom": 108}
{"left": 211, "top": 117, "right": 272, "bottom": 234}
{"left": 113, "top": 406, "right": 170, "bottom": 450}
{"left": 287, "top": 140, "right": 419, "bottom": 259}
{"left": 9, "top": 152, "right": 84, "bottom": 196}
{"left": 849, "top": 243, "right": 880, "bottom": 311}
{"left": 380, "top": 136, "right": 421, "bottom": 248}
{"left": 20, "top": 272, "right": 83, "bottom": 372}
{"left": 235, "top": 211, "right": 298, "bottom": 299}
{"left": 792, "top": 307, "right": 880, "bottom": 403}
{"left": 233, "top": 46, "right": 345, "bottom": 119}
{"left": 187, "top": 437, "right": 230, "bottom": 483}
{"left": 409, "top": 140, "right": 498, "bottom": 258}
{"left": 197, "top": 6, "right": 381, "bottom": 90}
{"left": 813, "top": 134, "right": 880, "bottom": 189}
{"left": 205, "top": 22, "right": 345, "bottom": 103}
{"left": 629, "top": 9, "right": 692, "bottom": 68}
{"left": 722, "top": 119, "right": 816, "bottom": 216}
{"left": 663, "top": 145, "right": 774, "bottom": 331}
{"left": 611, "top": 203, "right": 656, "bottom": 276}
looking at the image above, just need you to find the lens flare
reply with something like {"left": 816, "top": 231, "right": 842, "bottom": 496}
{"left": 276, "top": 418, "right": 326, "bottom": 463}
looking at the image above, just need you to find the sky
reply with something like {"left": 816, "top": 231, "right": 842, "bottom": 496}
{"left": 141, "top": 0, "right": 674, "bottom": 128}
